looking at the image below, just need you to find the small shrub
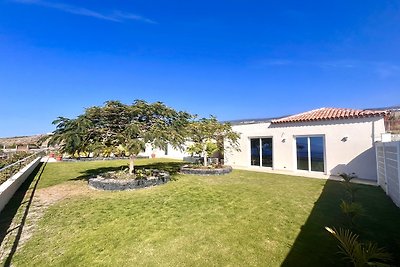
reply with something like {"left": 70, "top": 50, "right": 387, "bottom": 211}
{"left": 339, "top": 172, "right": 359, "bottom": 202}
{"left": 100, "top": 168, "right": 165, "bottom": 180}
{"left": 340, "top": 200, "right": 364, "bottom": 227}
{"left": 325, "top": 227, "right": 392, "bottom": 267}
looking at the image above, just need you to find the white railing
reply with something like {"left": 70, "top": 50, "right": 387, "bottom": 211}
{"left": 0, "top": 151, "right": 45, "bottom": 185}
{"left": 0, "top": 156, "right": 42, "bottom": 212}
{"left": 376, "top": 141, "right": 400, "bottom": 207}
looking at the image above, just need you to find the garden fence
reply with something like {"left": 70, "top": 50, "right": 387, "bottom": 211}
{"left": 376, "top": 141, "right": 400, "bottom": 207}
{"left": 0, "top": 151, "right": 46, "bottom": 212}
{"left": 0, "top": 151, "right": 46, "bottom": 185}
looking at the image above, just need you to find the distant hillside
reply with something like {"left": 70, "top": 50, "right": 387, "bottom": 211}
{"left": 0, "top": 134, "right": 51, "bottom": 148}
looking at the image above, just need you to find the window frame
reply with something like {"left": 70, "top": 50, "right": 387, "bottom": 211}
{"left": 294, "top": 135, "right": 326, "bottom": 173}
{"left": 249, "top": 137, "right": 273, "bottom": 168}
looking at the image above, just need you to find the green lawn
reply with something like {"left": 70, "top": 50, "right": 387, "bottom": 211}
{"left": 3, "top": 159, "right": 400, "bottom": 266}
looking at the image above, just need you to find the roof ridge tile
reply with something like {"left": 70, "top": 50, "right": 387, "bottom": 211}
{"left": 271, "top": 107, "right": 387, "bottom": 124}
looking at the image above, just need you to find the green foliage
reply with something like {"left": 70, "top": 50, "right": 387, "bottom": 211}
{"left": 0, "top": 152, "right": 34, "bottom": 184}
{"left": 187, "top": 115, "right": 240, "bottom": 166}
{"left": 339, "top": 172, "right": 359, "bottom": 202}
{"left": 101, "top": 168, "right": 157, "bottom": 180}
{"left": 338, "top": 173, "right": 363, "bottom": 227}
{"left": 340, "top": 200, "right": 364, "bottom": 227}
{"left": 0, "top": 152, "right": 30, "bottom": 169}
{"left": 187, "top": 141, "right": 218, "bottom": 157}
{"left": 7, "top": 161, "right": 400, "bottom": 266}
{"left": 330, "top": 172, "right": 393, "bottom": 266}
{"left": 325, "top": 227, "right": 392, "bottom": 267}
{"left": 134, "top": 169, "right": 154, "bottom": 179}
{"left": 339, "top": 172, "right": 357, "bottom": 183}
{"left": 49, "top": 100, "right": 192, "bottom": 173}
{"left": 48, "top": 115, "right": 94, "bottom": 156}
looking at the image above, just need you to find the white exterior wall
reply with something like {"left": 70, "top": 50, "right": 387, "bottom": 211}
{"left": 138, "top": 143, "right": 190, "bottom": 160}
{"left": 225, "top": 117, "right": 385, "bottom": 181}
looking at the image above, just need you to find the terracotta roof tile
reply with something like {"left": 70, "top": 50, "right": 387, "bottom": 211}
{"left": 271, "top": 107, "right": 387, "bottom": 124}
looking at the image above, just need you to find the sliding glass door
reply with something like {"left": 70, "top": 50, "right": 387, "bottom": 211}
{"left": 250, "top": 138, "right": 273, "bottom": 167}
{"left": 296, "top": 136, "right": 325, "bottom": 172}
{"left": 250, "top": 139, "right": 260, "bottom": 166}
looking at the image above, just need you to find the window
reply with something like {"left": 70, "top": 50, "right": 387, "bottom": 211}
{"left": 250, "top": 138, "right": 273, "bottom": 167}
{"left": 296, "top": 136, "right": 325, "bottom": 172}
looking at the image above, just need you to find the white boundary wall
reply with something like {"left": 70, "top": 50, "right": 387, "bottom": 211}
{"left": 0, "top": 157, "right": 41, "bottom": 213}
{"left": 376, "top": 141, "right": 400, "bottom": 207}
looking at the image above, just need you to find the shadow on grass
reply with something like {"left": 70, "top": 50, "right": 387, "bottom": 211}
{"left": 73, "top": 161, "right": 187, "bottom": 182}
{"left": 0, "top": 162, "right": 46, "bottom": 266}
{"left": 281, "top": 180, "right": 400, "bottom": 267}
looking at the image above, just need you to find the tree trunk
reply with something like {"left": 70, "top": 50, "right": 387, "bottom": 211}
{"left": 203, "top": 144, "right": 207, "bottom": 167}
{"left": 129, "top": 154, "right": 136, "bottom": 174}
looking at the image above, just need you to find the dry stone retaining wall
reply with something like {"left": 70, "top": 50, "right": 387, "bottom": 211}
{"left": 88, "top": 175, "right": 170, "bottom": 191}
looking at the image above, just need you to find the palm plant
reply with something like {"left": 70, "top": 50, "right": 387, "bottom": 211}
{"left": 340, "top": 200, "right": 364, "bottom": 227}
{"left": 325, "top": 227, "right": 392, "bottom": 267}
{"left": 339, "top": 172, "right": 359, "bottom": 202}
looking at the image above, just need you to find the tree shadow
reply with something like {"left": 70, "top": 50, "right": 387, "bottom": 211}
{"left": 281, "top": 179, "right": 400, "bottom": 267}
{"left": 71, "top": 165, "right": 128, "bottom": 181}
{"left": 0, "top": 162, "right": 46, "bottom": 266}
{"left": 72, "top": 161, "right": 187, "bottom": 182}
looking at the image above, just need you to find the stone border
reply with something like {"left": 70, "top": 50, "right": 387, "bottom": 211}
{"left": 180, "top": 165, "right": 233, "bottom": 176}
{"left": 88, "top": 173, "right": 170, "bottom": 191}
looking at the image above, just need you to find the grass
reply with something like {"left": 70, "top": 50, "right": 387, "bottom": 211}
{"left": 35, "top": 158, "right": 185, "bottom": 189}
{"left": 3, "top": 159, "right": 400, "bottom": 266}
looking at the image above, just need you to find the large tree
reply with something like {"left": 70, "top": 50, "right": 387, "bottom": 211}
{"left": 50, "top": 100, "right": 192, "bottom": 174}
{"left": 187, "top": 116, "right": 240, "bottom": 166}
{"left": 48, "top": 115, "right": 94, "bottom": 157}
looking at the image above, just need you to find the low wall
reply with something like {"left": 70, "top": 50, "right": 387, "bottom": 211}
{"left": 0, "top": 157, "right": 41, "bottom": 213}
{"left": 89, "top": 175, "right": 170, "bottom": 191}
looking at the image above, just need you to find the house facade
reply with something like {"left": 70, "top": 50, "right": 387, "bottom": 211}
{"left": 138, "top": 143, "right": 191, "bottom": 160}
{"left": 224, "top": 108, "right": 387, "bottom": 181}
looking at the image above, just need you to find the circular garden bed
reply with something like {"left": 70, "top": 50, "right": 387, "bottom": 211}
{"left": 180, "top": 165, "right": 232, "bottom": 176}
{"left": 88, "top": 169, "right": 170, "bottom": 191}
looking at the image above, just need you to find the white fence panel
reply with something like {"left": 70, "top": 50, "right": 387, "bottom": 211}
{"left": 376, "top": 141, "right": 400, "bottom": 207}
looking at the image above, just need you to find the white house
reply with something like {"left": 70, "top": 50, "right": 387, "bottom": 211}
{"left": 224, "top": 107, "right": 387, "bottom": 181}
{"left": 138, "top": 143, "right": 191, "bottom": 160}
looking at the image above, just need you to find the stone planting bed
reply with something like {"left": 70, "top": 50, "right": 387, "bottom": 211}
{"left": 88, "top": 172, "right": 170, "bottom": 191}
{"left": 180, "top": 165, "right": 233, "bottom": 176}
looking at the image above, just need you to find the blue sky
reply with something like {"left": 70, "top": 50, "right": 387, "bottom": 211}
{"left": 1, "top": 0, "right": 399, "bottom": 137}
